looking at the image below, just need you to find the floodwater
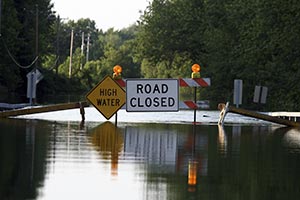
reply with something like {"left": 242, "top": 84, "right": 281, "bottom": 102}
{"left": 1, "top": 110, "right": 300, "bottom": 200}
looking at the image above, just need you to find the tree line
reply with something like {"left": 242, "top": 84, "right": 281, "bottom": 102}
{"left": 1, "top": 0, "right": 299, "bottom": 111}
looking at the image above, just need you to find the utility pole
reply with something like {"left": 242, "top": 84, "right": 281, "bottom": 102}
{"left": 56, "top": 15, "right": 60, "bottom": 75}
{"left": 0, "top": 0, "right": 2, "bottom": 35}
{"left": 81, "top": 32, "right": 84, "bottom": 70}
{"left": 81, "top": 32, "right": 85, "bottom": 54}
{"left": 29, "top": 4, "right": 39, "bottom": 105}
{"left": 69, "top": 29, "right": 74, "bottom": 79}
{"left": 35, "top": 4, "right": 39, "bottom": 70}
{"left": 86, "top": 33, "right": 90, "bottom": 63}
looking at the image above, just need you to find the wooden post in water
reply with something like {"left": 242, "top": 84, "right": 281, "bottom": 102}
{"left": 79, "top": 102, "right": 85, "bottom": 121}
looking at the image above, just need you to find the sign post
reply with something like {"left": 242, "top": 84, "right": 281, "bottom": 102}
{"left": 233, "top": 79, "right": 243, "bottom": 108}
{"left": 191, "top": 64, "right": 201, "bottom": 124}
{"left": 86, "top": 75, "right": 126, "bottom": 120}
{"left": 126, "top": 79, "right": 179, "bottom": 112}
{"left": 27, "top": 69, "right": 43, "bottom": 106}
{"left": 253, "top": 85, "right": 268, "bottom": 104}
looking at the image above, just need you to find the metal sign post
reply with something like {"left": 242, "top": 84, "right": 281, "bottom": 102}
{"left": 27, "top": 69, "right": 43, "bottom": 106}
{"left": 233, "top": 79, "right": 243, "bottom": 108}
{"left": 254, "top": 85, "right": 268, "bottom": 104}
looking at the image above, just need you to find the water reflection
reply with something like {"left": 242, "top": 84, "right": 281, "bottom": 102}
{"left": 218, "top": 125, "right": 227, "bottom": 156}
{"left": 1, "top": 119, "right": 300, "bottom": 199}
{"left": 283, "top": 128, "right": 300, "bottom": 153}
{"left": 0, "top": 119, "right": 48, "bottom": 200}
{"left": 124, "top": 125, "right": 177, "bottom": 166}
{"left": 90, "top": 122, "right": 123, "bottom": 176}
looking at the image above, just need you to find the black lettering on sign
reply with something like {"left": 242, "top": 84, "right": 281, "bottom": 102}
{"left": 97, "top": 98, "right": 120, "bottom": 106}
{"left": 138, "top": 98, "right": 144, "bottom": 107}
{"left": 153, "top": 97, "right": 160, "bottom": 107}
{"left": 161, "top": 97, "right": 167, "bottom": 107}
{"left": 99, "top": 89, "right": 117, "bottom": 96}
{"left": 136, "top": 83, "right": 169, "bottom": 94}
{"left": 128, "top": 97, "right": 176, "bottom": 108}
{"left": 145, "top": 97, "right": 151, "bottom": 107}
{"left": 144, "top": 84, "right": 151, "bottom": 93}
{"left": 161, "top": 84, "right": 168, "bottom": 93}
{"left": 130, "top": 97, "right": 137, "bottom": 107}
{"left": 168, "top": 97, "right": 175, "bottom": 106}
{"left": 153, "top": 84, "right": 160, "bottom": 93}
{"left": 137, "top": 84, "right": 143, "bottom": 94}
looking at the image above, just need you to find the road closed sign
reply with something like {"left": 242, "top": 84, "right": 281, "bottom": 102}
{"left": 126, "top": 79, "right": 179, "bottom": 112}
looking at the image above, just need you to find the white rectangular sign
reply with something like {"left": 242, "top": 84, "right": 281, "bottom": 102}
{"left": 126, "top": 79, "right": 179, "bottom": 112}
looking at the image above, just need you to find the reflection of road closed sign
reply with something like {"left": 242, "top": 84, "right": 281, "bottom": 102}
{"left": 126, "top": 79, "right": 179, "bottom": 112}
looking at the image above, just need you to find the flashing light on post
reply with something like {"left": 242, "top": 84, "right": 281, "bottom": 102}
{"left": 191, "top": 64, "right": 201, "bottom": 78}
{"left": 113, "top": 65, "right": 122, "bottom": 79}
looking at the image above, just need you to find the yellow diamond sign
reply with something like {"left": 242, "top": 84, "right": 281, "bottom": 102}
{"left": 86, "top": 75, "right": 125, "bottom": 120}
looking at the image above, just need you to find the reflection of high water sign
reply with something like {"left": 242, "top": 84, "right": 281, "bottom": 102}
{"left": 86, "top": 75, "right": 125, "bottom": 120}
{"left": 126, "top": 79, "right": 179, "bottom": 112}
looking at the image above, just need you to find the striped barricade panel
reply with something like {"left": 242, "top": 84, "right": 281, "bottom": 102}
{"left": 116, "top": 78, "right": 211, "bottom": 88}
{"left": 114, "top": 78, "right": 210, "bottom": 110}
{"left": 115, "top": 79, "right": 126, "bottom": 87}
{"left": 179, "top": 101, "right": 198, "bottom": 110}
{"left": 179, "top": 78, "right": 211, "bottom": 87}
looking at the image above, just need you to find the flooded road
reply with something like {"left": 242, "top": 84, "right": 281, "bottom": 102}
{"left": 1, "top": 116, "right": 300, "bottom": 199}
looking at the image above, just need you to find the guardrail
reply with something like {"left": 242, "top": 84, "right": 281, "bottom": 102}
{"left": 0, "top": 102, "right": 88, "bottom": 119}
{"left": 218, "top": 102, "right": 300, "bottom": 127}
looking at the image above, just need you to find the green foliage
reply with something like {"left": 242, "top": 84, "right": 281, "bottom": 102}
{"left": 0, "top": 0, "right": 23, "bottom": 91}
{"left": 136, "top": 0, "right": 205, "bottom": 78}
{"left": 136, "top": 0, "right": 300, "bottom": 110}
{"left": 1, "top": 0, "right": 300, "bottom": 110}
{"left": 97, "top": 27, "right": 141, "bottom": 78}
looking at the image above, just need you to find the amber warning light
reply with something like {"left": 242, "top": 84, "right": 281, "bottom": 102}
{"left": 191, "top": 64, "right": 201, "bottom": 78}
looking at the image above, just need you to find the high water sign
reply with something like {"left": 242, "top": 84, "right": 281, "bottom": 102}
{"left": 126, "top": 79, "right": 179, "bottom": 112}
{"left": 86, "top": 75, "right": 126, "bottom": 120}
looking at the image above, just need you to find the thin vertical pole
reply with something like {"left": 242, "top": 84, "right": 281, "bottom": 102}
{"left": 86, "top": 33, "right": 90, "bottom": 62}
{"left": 35, "top": 4, "right": 39, "bottom": 69}
{"left": 81, "top": 32, "right": 85, "bottom": 55}
{"left": 69, "top": 29, "right": 74, "bottom": 78}
{"left": 80, "top": 32, "right": 84, "bottom": 70}
{"left": 115, "top": 112, "right": 118, "bottom": 125}
{"left": 0, "top": 0, "right": 2, "bottom": 35}
{"left": 29, "top": 72, "right": 34, "bottom": 106}
{"left": 33, "top": 4, "right": 38, "bottom": 104}
{"left": 56, "top": 15, "right": 60, "bottom": 75}
{"left": 192, "top": 122, "right": 196, "bottom": 156}
{"left": 193, "top": 87, "right": 197, "bottom": 124}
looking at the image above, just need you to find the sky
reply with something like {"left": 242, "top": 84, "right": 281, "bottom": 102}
{"left": 51, "top": 0, "right": 151, "bottom": 31}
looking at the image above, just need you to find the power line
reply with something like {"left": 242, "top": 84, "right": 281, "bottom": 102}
{"left": 1, "top": 35, "right": 38, "bottom": 69}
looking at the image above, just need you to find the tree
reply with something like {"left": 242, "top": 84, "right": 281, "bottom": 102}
{"left": 0, "top": 0, "right": 55, "bottom": 95}
{"left": 98, "top": 26, "right": 141, "bottom": 79}
{"left": 137, "top": 0, "right": 206, "bottom": 78}
{"left": 0, "top": 0, "right": 22, "bottom": 93}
